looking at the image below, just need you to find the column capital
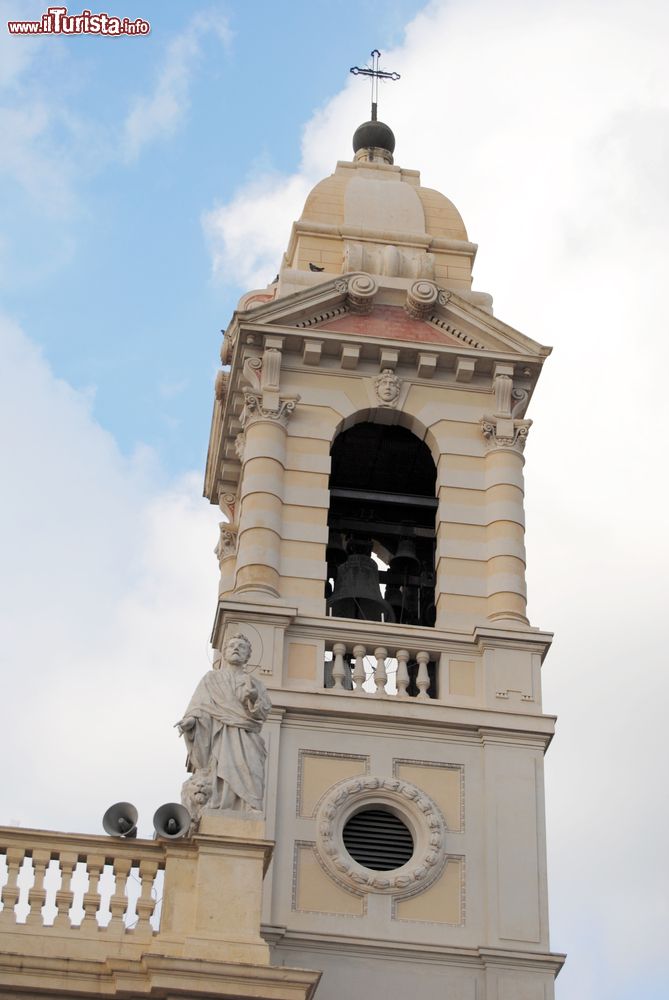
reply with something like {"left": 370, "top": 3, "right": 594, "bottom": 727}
{"left": 240, "top": 392, "right": 299, "bottom": 430}
{"left": 481, "top": 416, "right": 532, "bottom": 454}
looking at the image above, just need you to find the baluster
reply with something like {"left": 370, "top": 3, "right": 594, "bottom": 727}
{"left": 396, "top": 649, "right": 410, "bottom": 697}
{"left": 416, "top": 651, "right": 431, "bottom": 700}
{"left": 54, "top": 851, "right": 77, "bottom": 928}
{"left": 81, "top": 854, "right": 105, "bottom": 927}
{"left": 26, "top": 849, "right": 50, "bottom": 926}
{"left": 0, "top": 847, "right": 25, "bottom": 925}
{"left": 373, "top": 647, "right": 388, "bottom": 696}
{"left": 109, "top": 856, "right": 132, "bottom": 930}
{"left": 331, "top": 642, "right": 347, "bottom": 690}
{"left": 134, "top": 858, "right": 160, "bottom": 932}
{"left": 351, "top": 644, "right": 366, "bottom": 692}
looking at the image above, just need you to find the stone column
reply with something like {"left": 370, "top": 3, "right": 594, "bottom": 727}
{"left": 234, "top": 393, "right": 297, "bottom": 597}
{"left": 481, "top": 417, "right": 531, "bottom": 624}
{"left": 478, "top": 363, "right": 532, "bottom": 625}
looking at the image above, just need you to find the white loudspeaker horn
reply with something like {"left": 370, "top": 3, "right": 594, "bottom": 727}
{"left": 153, "top": 802, "right": 191, "bottom": 840}
{"left": 102, "top": 801, "right": 138, "bottom": 838}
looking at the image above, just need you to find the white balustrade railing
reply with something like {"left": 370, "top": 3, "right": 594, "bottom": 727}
{"left": 0, "top": 829, "right": 165, "bottom": 934}
{"left": 325, "top": 641, "right": 435, "bottom": 699}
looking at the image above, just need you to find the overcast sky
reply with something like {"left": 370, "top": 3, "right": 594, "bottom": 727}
{"left": 1, "top": 2, "right": 668, "bottom": 998}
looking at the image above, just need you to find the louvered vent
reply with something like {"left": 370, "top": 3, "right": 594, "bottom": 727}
{"left": 342, "top": 809, "right": 414, "bottom": 871}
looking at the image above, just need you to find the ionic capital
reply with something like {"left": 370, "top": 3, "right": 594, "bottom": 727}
{"left": 481, "top": 416, "right": 532, "bottom": 453}
{"left": 240, "top": 392, "right": 299, "bottom": 430}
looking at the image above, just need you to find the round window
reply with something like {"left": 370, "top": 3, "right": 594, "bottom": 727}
{"left": 342, "top": 807, "right": 414, "bottom": 871}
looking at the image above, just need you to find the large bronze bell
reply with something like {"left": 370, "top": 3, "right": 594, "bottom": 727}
{"left": 327, "top": 553, "right": 396, "bottom": 622}
{"left": 389, "top": 538, "right": 421, "bottom": 575}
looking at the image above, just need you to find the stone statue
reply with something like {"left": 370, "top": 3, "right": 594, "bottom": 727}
{"left": 176, "top": 633, "right": 272, "bottom": 814}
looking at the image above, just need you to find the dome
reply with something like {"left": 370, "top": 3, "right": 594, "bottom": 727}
{"left": 277, "top": 125, "right": 475, "bottom": 298}
{"left": 299, "top": 167, "right": 468, "bottom": 242}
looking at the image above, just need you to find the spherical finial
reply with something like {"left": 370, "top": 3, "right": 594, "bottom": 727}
{"left": 352, "top": 120, "right": 396, "bottom": 162}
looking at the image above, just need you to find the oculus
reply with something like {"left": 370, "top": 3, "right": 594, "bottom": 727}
{"left": 315, "top": 775, "right": 447, "bottom": 897}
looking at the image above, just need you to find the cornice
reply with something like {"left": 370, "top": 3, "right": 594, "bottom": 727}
{"left": 0, "top": 951, "right": 322, "bottom": 999}
{"left": 204, "top": 276, "right": 552, "bottom": 508}
{"left": 283, "top": 218, "right": 479, "bottom": 264}
{"left": 264, "top": 925, "right": 565, "bottom": 974}
{"left": 268, "top": 689, "right": 557, "bottom": 746}
{"left": 225, "top": 275, "right": 550, "bottom": 361}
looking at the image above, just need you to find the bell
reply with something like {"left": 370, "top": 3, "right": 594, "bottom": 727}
{"left": 385, "top": 584, "right": 404, "bottom": 618}
{"left": 326, "top": 530, "right": 347, "bottom": 567}
{"left": 423, "top": 601, "right": 437, "bottom": 627}
{"left": 389, "top": 538, "right": 421, "bottom": 575}
{"left": 327, "top": 553, "right": 395, "bottom": 622}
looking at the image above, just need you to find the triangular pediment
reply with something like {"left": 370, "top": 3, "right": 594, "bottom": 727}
{"left": 231, "top": 275, "right": 550, "bottom": 361}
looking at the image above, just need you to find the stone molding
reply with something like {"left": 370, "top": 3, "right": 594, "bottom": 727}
{"left": 405, "top": 279, "right": 440, "bottom": 320}
{"left": 217, "top": 488, "right": 238, "bottom": 524}
{"left": 334, "top": 273, "right": 377, "bottom": 315}
{"left": 344, "top": 242, "right": 435, "bottom": 281}
{"left": 393, "top": 758, "right": 465, "bottom": 833}
{"left": 314, "top": 775, "right": 447, "bottom": 898}
{"left": 214, "top": 369, "right": 229, "bottom": 403}
{"left": 234, "top": 432, "right": 245, "bottom": 462}
{"left": 240, "top": 392, "right": 299, "bottom": 430}
{"left": 296, "top": 750, "right": 370, "bottom": 818}
{"left": 481, "top": 416, "right": 532, "bottom": 453}
{"left": 291, "top": 840, "right": 368, "bottom": 919}
{"left": 241, "top": 355, "right": 263, "bottom": 391}
{"left": 214, "top": 523, "right": 237, "bottom": 567}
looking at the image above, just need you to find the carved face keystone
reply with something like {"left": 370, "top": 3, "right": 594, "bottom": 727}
{"left": 375, "top": 369, "right": 401, "bottom": 404}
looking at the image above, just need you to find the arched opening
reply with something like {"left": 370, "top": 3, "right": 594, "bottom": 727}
{"left": 326, "top": 421, "right": 437, "bottom": 628}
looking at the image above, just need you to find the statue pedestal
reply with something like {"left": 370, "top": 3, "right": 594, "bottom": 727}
{"left": 157, "top": 813, "right": 273, "bottom": 964}
{"left": 199, "top": 810, "right": 266, "bottom": 841}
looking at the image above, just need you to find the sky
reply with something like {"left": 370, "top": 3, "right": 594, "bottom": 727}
{"left": 1, "top": 1, "right": 668, "bottom": 998}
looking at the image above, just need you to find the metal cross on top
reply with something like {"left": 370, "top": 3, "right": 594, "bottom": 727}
{"left": 350, "top": 49, "right": 400, "bottom": 122}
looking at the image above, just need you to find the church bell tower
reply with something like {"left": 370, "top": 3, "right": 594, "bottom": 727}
{"left": 204, "top": 112, "right": 565, "bottom": 999}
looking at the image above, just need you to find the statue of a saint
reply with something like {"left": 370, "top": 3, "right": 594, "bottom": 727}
{"left": 176, "top": 633, "right": 271, "bottom": 814}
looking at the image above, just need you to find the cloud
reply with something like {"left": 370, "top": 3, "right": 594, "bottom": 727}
{"left": 0, "top": 3, "right": 77, "bottom": 216}
{"left": 203, "top": 172, "right": 313, "bottom": 291}
{"left": 122, "top": 10, "right": 232, "bottom": 161}
{"left": 0, "top": 313, "right": 220, "bottom": 834}
{"left": 198, "top": 2, "right": 669, "bottom": 996}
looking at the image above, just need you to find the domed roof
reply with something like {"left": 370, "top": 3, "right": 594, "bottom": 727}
{"left": 277, "top": 124, "right": 475, "bottom": 299}
{"left": 299, "top": 163, "right": 468, "bottom": 243}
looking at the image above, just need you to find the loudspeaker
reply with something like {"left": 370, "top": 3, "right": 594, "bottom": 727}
{"left": 102, "top": 801, "right": 138, "bottom": 838}
{"left": 153, "top": 802, "right": 192, "bottom": 840}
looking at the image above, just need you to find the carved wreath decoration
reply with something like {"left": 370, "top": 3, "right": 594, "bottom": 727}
{"left": 314, "top": 775, "right": 447, "bottom": 898}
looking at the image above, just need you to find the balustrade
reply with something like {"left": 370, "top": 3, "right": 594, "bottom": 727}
{"left": 325, "top": 640, "right": 437, "bottom": 699}
{"left": 0, "top": 830, "right": 164, "bottom": 934}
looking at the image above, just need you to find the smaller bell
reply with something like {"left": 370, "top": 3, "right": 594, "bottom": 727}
{"left": 385, "top": 584, "right": 404, "bottom": 618}
{"left": 326, "top": 530, "right": 347, "bottom": 567}
{"left": 389, "top": 538, "right": 421, "bottom": 575}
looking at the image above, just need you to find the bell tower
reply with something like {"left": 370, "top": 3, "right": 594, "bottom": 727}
{"left": 204, "top": 115, "right": 564, "bottom": 999}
